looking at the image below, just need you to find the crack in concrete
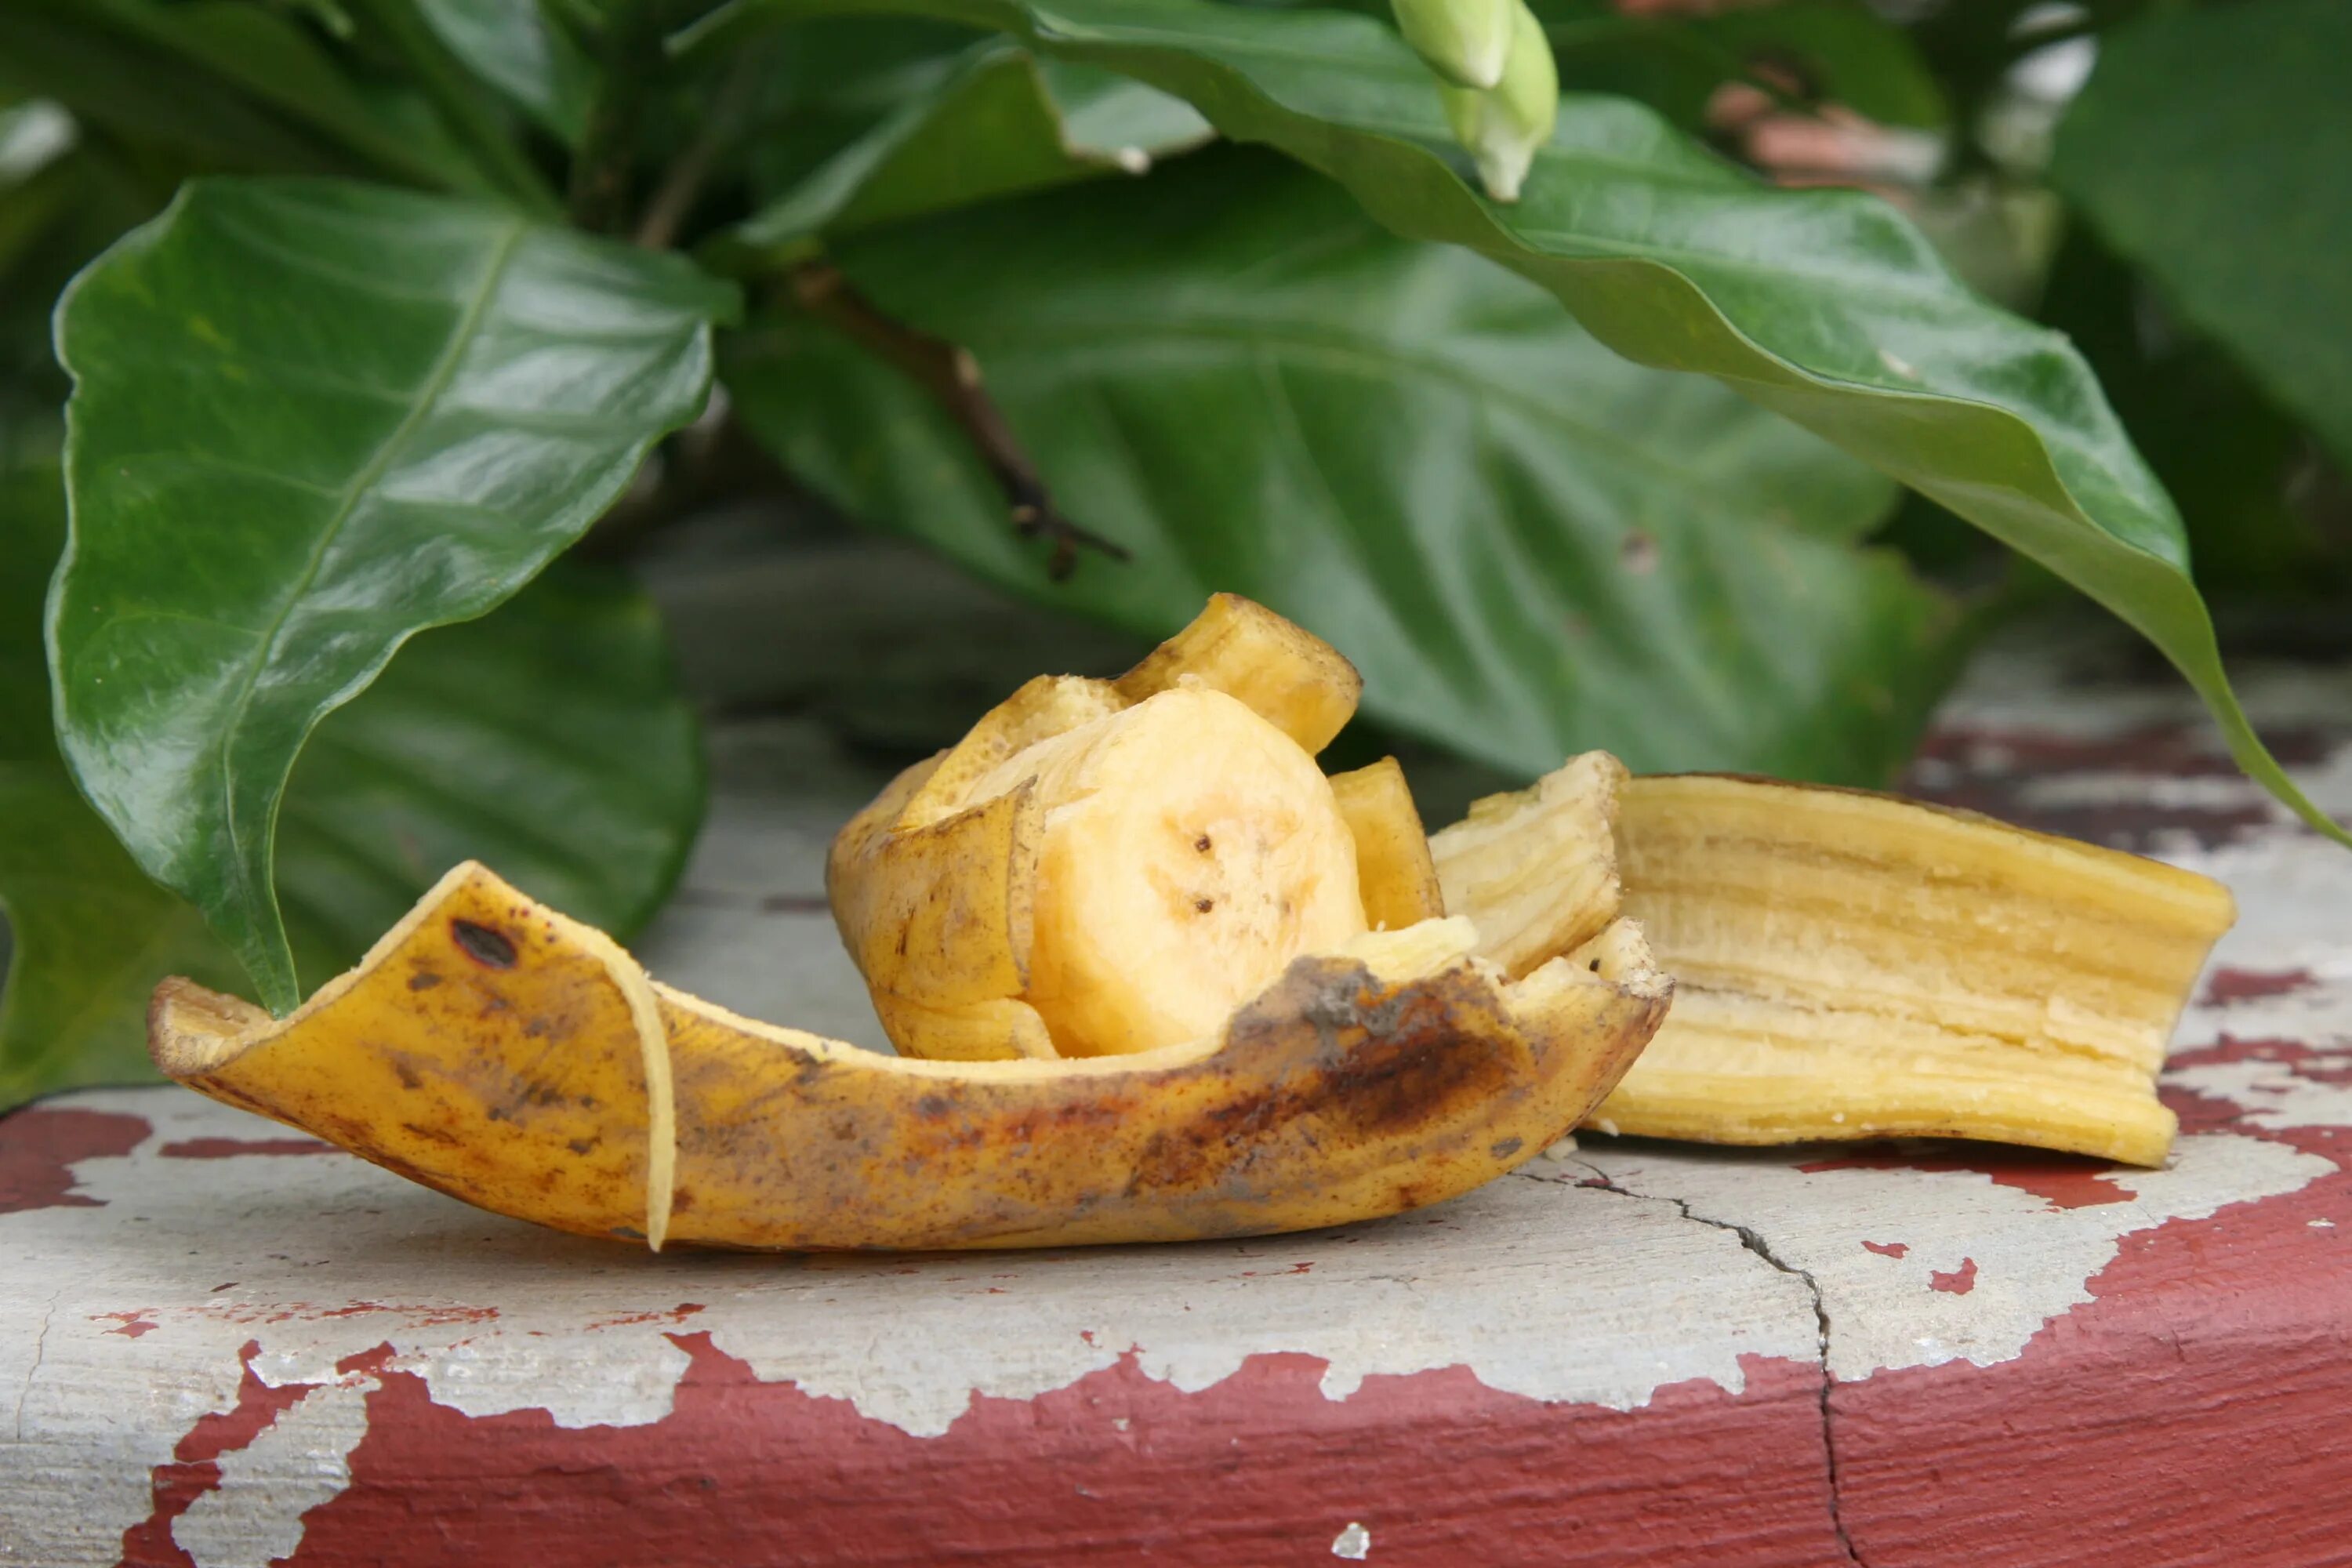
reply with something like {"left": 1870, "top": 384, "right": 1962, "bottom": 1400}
{"left": 13, "top": 1295, "right": 59, "bottom": 1443}
{"left": 1522, "top": 1160, "right": 1867, "bottom": 1567}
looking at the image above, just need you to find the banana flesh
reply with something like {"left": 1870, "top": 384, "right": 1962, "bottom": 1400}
{"left": 833, "top": 597, "right": 1376, "bottom": 1063}
{"left": 964, "top": 684, "right": 1367, "bottom": 1058}
{"left": 1430, "top": 751, "right": 1625, "bottom": 980}
{"left": 149, "top": 863, "right": 1669, "bottom": 1250}
{"left": 1330, "top": 757, "right": 1448, "bottom": 932}
{"left": 1589, "top": 775, "right": 2237, "bottom": 1164}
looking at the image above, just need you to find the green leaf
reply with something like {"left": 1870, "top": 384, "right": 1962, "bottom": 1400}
{"left": 2, "top": 466, "right": 704, "bottom": 1109}
{"left": 0, "top": 467, "right": 247, "bottom": 1106}
{"left": 18, "top": 0, "right": 492, "bottom": 192}
{"left": 728, "top": 153, "right": 1968, "bottom": 783}
{"left": 2038, "top": 223, "right": 2349, "bottom": 601}
{"left": 275, "top": 557, "right": 704, "bottom": 991}
{"left": 51, "top": 179, "right": 738, "bottom": 1014}
{"left": 414, "top": 0, "right": 598, "bottom": 144}
{"left": 728, "top": 40, "right": 1210, "bottom": 255}
{"left": 1537, "top": 0, "right": 1945, "bottom": 132}
{"left": 730, "top": 0, "right": 2348, "bottom": 846}
{"left": 2052, "top": 0, "right": 2352, "bottom": 474}
{"left": 0, "top": 6, "right": 355, "bottom": 176}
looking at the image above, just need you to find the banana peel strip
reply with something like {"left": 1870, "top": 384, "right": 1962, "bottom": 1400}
{"left": 150, "top": 863, "right": 1669, "bottom": 1251}
{"left": 1593, "top": 775, "right": 2238, "bottom": 1166}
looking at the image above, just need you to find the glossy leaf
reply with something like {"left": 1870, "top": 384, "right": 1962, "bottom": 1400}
{"left": 414, "top": 0, "right": 597, "bottom": 144}
{"left": 2, "top": 467, "right": 704, "bottom": 1109}
{"left": 16, "top": 0, "right": 490, "bottom": 192}
{"left": 2053, "top": 0, "right": 2352, "bottom": 473}
{"left": 0, "top": 468, "right": 245, "bottom": 1106}
{"left": 729, "top": 40, "right": 1210, "bottom": 253}
{"left": 728, "top": 154, "right": 1967, "bottom": 783}
{"left": 51, "top": 179, "right": 737, "bottom": 1013}
{"left": 734, "top": 0, "right": 2347, "bottom": 846}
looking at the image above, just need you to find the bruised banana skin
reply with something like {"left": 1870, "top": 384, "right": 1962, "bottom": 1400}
{"left": 150, "top": 864, "right": 1668, "bottom": 1250}
{"left": 1590, "top": 775, "right": 2237, "bottom": 1166}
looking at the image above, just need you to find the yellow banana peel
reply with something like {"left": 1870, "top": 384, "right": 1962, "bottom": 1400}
{"left": 1589, "top": 775, "right": 2236, "bottom": 1165}
{"left": 151, "top": 862, "right": 1668, "bottom": 1250}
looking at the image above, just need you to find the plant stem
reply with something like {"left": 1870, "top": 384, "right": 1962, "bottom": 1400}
{"left": 570, "top": 0, "right": 674, "bottom": 234}
{"left": 633, "top": 39, "right": 770, "bottom": 249}
{"left": 788, "top": 263, "right": 1131, "bottom": 582}
{"left": 350, "top": 0, "right": 562, "bottom": 216}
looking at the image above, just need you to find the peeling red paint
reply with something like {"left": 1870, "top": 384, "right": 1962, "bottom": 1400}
{"left": 120, "top": 1340, "right": 316, "bottom": 1568}
{"left": 158, "top": 1137, "right": 337, "bottom": 1159}
{"left": 584, "top": 1304, "right": 706, "bottom": 1330}
{"left": 99, "top": 1312, "right": 160, "bottom": 1339}
{"left": 307, "top": 1301, "right": 499, "bottom": 1327}
{"left": 284, "top": 1341, "right": 1843, "bottom": 1567}
{"left": 1927, "top": 1258, "right": 1977, "bottom": 1296}
{"left": 0, "top": 1107, "right": 149, "bottom": 1213}
{"left": 1798, "top": 1146, "right": 2134, "bottom": 1210}
{"left": 2201, "top": 968, "right": 2318, "bottom": 1005}
{"left": 2169, "top": 1036, "right": 2352, "bottom": 1088}
{"left": 1833, "top": 1131, "right": 2352, "bottom": 1567}
{"left": 1862, "top": 1240, "right": 1909, "bottom": 1259}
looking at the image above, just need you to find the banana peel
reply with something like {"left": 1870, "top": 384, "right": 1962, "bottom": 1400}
{"left": 1588, "top": 775, "right": 2236, "bottom": 1165}
{"left": 149, "top": 862, "right": 1668, "bottom": 1250}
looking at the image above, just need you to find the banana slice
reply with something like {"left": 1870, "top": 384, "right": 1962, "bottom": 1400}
{"left": 965, "top": 684, "right": 1367, "bottom": 1058}
{"left": 1588, "top": 775, "right": 2236, "bottom": 1164}
{"left": 149, "top": 864, "right": 1670, "bottom": 1250}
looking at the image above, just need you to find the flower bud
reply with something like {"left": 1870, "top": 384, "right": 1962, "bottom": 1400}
{"left": 1438, "top": 0, "right": 1557, "bottom": 202}
{"left": 1392, "top": 0, "right": 1514, "bottom": 89}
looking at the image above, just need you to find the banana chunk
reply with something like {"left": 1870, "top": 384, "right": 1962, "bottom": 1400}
{"left": 966, "top": 684, "right": 1367, "bottom": 1057}
{"left": 833, "top": 597, "right": 1385, "bottom": 1063}
{"left": 1431, "top": 752, "right": 1625, "bottom": 979}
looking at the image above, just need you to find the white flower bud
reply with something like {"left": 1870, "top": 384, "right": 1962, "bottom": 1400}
{"left": 1438, "top": 0, "right": 1558, "bottom": 202}
{"left": 1392, "top": 0, "right": 1514, "bottom": 89}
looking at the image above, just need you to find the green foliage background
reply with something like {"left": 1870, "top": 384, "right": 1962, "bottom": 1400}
{"left": 0, "top": 0, "right": 2345, "bottom": 1102}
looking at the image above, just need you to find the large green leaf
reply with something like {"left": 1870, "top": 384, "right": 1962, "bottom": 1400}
{"left": 727, "top": 0, "right": 2346, "bottom": 846}
{"left": 728, "top": 154, "right": 1966, "bottom": 782}
{"left": 0, "top": 469, "right": 246, "bottom": 1106}
{"left": 2, "top": 467, "right": 704, "bottom": 1109}
{"left": 51, "top": 179, "right": 738, "bottom": 1014}
{"left": 730, "top": 39, "right": 1210, "bottom": 255}
{"left": 413, "top": 0, "right": 597, "bottom": 144}
{"left": 2052, "top": 0, "right": 2352, "bottom": 474}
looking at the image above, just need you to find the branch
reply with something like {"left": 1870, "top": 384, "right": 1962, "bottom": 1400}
{"left": 789, "top": 263, "right": 1130, "bottom": 582}
{"left": 569, "top": 0, "right": 671, "bottom": 233}
{"left": 633, "top": 38, "right": 770, "bottom": 250}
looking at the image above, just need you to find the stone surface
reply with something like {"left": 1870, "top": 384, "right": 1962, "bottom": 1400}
{"left": 2, "top": 634, "right": 2348, "bottom": 1567}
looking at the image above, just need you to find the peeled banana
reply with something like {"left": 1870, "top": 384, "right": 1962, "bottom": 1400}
{"left": 1588, "top": 775, "right": 2235, "bottom": 1165}
{"left": 143, "top": 591, "right": 2230, "bottom": 1258}
{"left": 150, "top": 595, "right": 1670, "bottom": 1249}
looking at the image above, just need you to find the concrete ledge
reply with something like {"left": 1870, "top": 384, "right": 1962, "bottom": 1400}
{"left": 2, "top": 640, "right": 2347, "bottom": 1568}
